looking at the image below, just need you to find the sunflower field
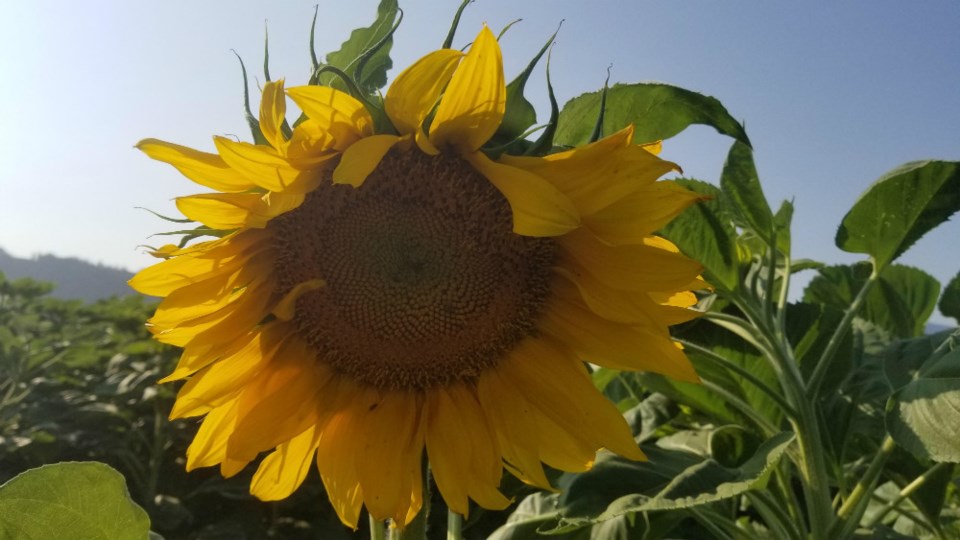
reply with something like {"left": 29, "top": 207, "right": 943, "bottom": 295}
{"left": 2, "top": 1, "right": 959, "bottom": 539}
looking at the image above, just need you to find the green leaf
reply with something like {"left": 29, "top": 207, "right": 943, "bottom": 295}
{"left": 549, "top": 432, "right": 794, "bottom": 531}
{"left": 554, "top": 83, "right": 750, "bottom": 147}
{"left": 836, "top": 160, "right": 960, "bottom": 271}
{"left": 939, "top": 271, "right": 960, "bottom": 324}
{"left": 720, "top": 141, "right": 773, "bottom": 235}
{"left": 886, "top": 330, "right": 960, "bottom": 462}
{"left": 488, "top": 492, "right": 677, "bottom": 540}
{"left": 659, "top": 178, "right": 740, "bottom": 291}
{"left": 804, "top": 263, "right": 941, "bottom": 339}
{"left": 319, "top": 0, "right": 398, "bottom": 93}
{"left": 0, "top": 462, "right": 150, "bottom": 540}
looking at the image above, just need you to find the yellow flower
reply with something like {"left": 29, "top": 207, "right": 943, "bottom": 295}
{"left": 131, "top": 26, "right": 705, "bottom": 528}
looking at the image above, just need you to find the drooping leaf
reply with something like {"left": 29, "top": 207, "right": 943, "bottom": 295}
{"left": 0, "top": 462, "right": 151, "bottom": 540}
{"left": 836, "top": 160, "right": 960, "bottom": 271}
{"left": 554, "top": 82, "right": 750, "bottom": 147}
{"left": 488, "top": 492, "right": 681, "bottom": 540}
{"left": 720, "top": 141, "right": 773, "bottom": 236}
{"left": 659, "top": 178, "right": 740, "bottom": 291}
{"left": 319, "top": 0, "right": 399, "bottom": 93}
{"left": 939, "top": 271, "right": 960, "bottom": 324}
{"left": 547, "top": 432, "right": 793, "bottom": 532}
{"left": 885, "top": 330, "right": 960, "bottom": 462}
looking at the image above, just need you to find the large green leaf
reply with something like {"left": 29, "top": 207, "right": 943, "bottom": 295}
{"left": 804, "top": 263, "right": 941, "bottom": 339}
{"left": 545, "top": 432, "right": 793, "bottom": 532}
{"left": 836, "top": 160, "right": 960, "bottom": 271}
{"left": 659, "top": 178, "right": 740, "bottom": 291}
{"left": 939, "top": 271, "right": 960, "bottom": 324}
{"left": 319, "top": 0, "right": 398, "bottom": 93}
{"left": 0, "top": 462, "right": 150, "bottom": 540}
{"left": 720, "top": 141, "right": 773, "bottom": 235}
{"left": 886, "top": 330, "right": 960, "bottom": 462}
{"left": 554, "top": 83, "right": 750, "bottom": 147}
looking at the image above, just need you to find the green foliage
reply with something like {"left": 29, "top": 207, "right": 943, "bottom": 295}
{"left": 836, "top": 160, "right": 960, "bottom": 271}
{"left": 0, "top": 462, "right": 150, "bottom": 540}
{"left": 886, "top": 331, "right": 960, "bottom": 463}
{"left": 805, "top": 263, "right": 941, "bottom": 339}
{"left": 554, "top": 82, "right": 751, "bottom": 147}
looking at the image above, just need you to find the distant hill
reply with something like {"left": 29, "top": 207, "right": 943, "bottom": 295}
{"left": 0, "top": 248, "right": 135, "bottom": 302}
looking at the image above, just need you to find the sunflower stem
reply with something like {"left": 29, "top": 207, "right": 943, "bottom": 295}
{"left": 447, "top": 510, "right": 463, "bottom": 540}
{"left": 370, "top": 515, "right": 386, "bottom": 540}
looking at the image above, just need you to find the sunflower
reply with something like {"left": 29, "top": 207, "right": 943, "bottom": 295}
{"left": 131, "top": 26, "right": 705, "bottom": 528}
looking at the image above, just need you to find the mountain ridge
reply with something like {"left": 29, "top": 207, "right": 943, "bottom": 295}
{"left": 0, "top": 248, "right": 135, "bottom": 302}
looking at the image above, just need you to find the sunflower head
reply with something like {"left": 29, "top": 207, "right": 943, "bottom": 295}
{"left": 132, "top": 17, "right": 705, "bottom": 530}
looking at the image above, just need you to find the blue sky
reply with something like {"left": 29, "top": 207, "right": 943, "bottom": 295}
{"left": 1, "top": 1, "right": 958, "bottom": 322}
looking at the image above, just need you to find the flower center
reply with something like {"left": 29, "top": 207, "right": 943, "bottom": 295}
{"left": 271, "top": 149, "right": 556, "bottom": 390}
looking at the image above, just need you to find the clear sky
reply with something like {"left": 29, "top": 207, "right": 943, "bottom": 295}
{"left": 1, "top": 1, "right": 958, "bottom": 322}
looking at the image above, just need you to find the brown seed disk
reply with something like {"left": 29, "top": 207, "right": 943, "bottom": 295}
{"left": 270, "top": 149, "right": 556, "bottom": 390}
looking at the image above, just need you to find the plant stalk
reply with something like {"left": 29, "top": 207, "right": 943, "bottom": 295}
{"left": 807, "top": 266, "right": 879, "bottom": 399}
{"left": 865, "top": 462, "right": 951, "bottom": 529}
{"left": 447, "top": 510, "right": 463, "bottom": 540}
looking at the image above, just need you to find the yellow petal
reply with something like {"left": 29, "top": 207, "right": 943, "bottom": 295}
{"left": 150, "top": 276, "right": 274, "bottom": 348}
{"left": 499, "top": 127, "right": 680, "bottom": 216}
{"left": 426, "top": 384, "right": 509, "bottom": 516}
{"left": 429, "top": 26, "right": 505, "bottom": 152}
{"left": 477, "top": 369, "right": 553, "bottom": 489}
{"left": 332, "top": 134, "right": 401, "bottom": 187}
{"left": 555, "top": 263, "right": 691, "bottom": 328}
{"left": 214, "top": 136, "right": 321, "bottom": 194}
{"left": 584, "top": 181, "right": 706, "bottom": 245}
{"left": 185, "top": 398, "right": 239, "bottom": 471}
{"left": 316, "top": 390, "right": 365, "bottom": 529}
{"left": 540, "top": 294, "right": 700, "bottom": 382}
{"left": 503, "top": 338, "right": 646, "bottom": 461}
{"left": 250, "top": 426, "right": 320, "bottom": 501}
{"left": 354, "top": 390, "right": 423, "bottom": 524}
{"left": 226, "top": 338, "right": 331, "bottom": 461}
{"left": 273, "top": 279, "right": 326, "bottom": 321}
{"left": 129, "top": 230, "right": 269, "bottom": 297}
{"left": 286, "top": 85, "right": 373, "bottom": 150}
{"left": 175, "top": 193, "right": 271, "bottom": 230}
{"left": 170, "top": 324, "right": 289, "bottom": 419}
{"left": 467, "top": 152, "right": 580, "bottom": 237}
{"left": 259, "top": 79, "right": 288, "bottom": 151}
{"left": 385, "top": 49, "right": 463, "bottom": 137}
{"left": 560, "top": 229, "right": 703, "bottom": 292}
{"left": 136, "top": 138, "right": 257, "bottom": 192}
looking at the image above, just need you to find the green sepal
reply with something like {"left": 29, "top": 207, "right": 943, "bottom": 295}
{"left": 134, "top": 207, "right": 193, "bottom": 224}
{"left": 442, "top": 0, "right": 473, "bottom": 49}
{"left": 232, "top": 50, "right": 268, "bottom": 146}
{"left": 491, "top": 23, "right": 560, "bottom": 147}
{"left": 588, "top": 68, "right": 612, "bottom": 143}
